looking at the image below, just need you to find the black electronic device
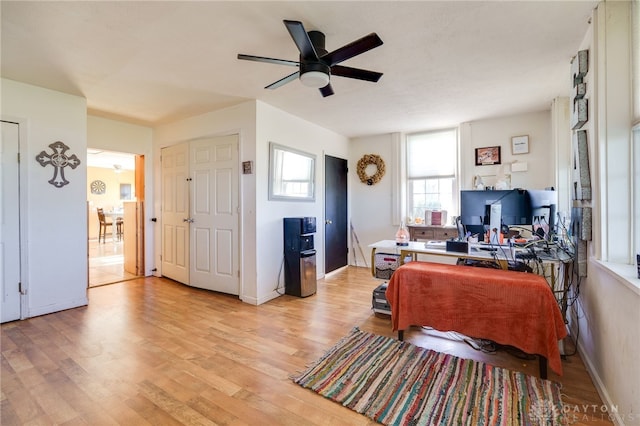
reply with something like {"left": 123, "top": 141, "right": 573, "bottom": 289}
{"left": 528, "top": 189, "right": 557, "bottom": 240}
{"left": 372, "top": 283, "right": 391, "bottom": 315}
{"left": 283, "top": 217, "right": 317, "bottom": 297}
{"left": 516, "top": 251, "right": 537, "bottom": 260}
{"left": 460, "top": 189, "right": 532, "bottom": 236}
{"left": 446, "top": 240, "right": 469, "bottom": 254}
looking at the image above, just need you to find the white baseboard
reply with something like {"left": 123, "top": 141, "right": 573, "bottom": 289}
{"left": 27, "top": 297, "right": 88, "bottom": 318}
{"left": 250, "top": 289, "right": 282, "bottom": 305}
{"left": 573, "top": 331, "right": 625, "bottom": 426}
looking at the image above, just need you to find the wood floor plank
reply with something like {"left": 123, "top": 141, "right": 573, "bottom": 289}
{"left": 185, "top": 395, "right": 247, "bottom": 426}
{"left": 1, "top": 267, "right": 612, "bottom": 425}
{"left": 1, "top": 380, "right": 46, "bottom": 424}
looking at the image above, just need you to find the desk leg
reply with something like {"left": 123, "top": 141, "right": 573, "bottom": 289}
{"left": 370, "top": 248, "right": 376, "bottom": 277}
{"left": 538, "top": 355, "right": 548, "bottom": 379}
{"left": 398, "top": 330, "right": 404, "bottom": 341}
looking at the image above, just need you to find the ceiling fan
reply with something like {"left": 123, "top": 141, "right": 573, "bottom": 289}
{"left": 238, "top": 20, "right": 383, "bottom": 97}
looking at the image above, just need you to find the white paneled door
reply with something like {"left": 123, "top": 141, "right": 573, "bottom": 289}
{"left": 161, "top": 142, "right": 190, "bottom": 285}
{"left": 161, "top": 135, "right": 239, "bottom": 295}
{"left": 1, "top": 121, "right": 22, "bottom": 322}
{"left": 189, "top": 136, "right": 239, "bottom": 294}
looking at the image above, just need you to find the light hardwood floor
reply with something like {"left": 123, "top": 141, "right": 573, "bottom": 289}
{"left": 89, "top": 239, "right": 137, "bottom": 287}
{"left": 1, "top": 267, "right": 613, "bottom": 425}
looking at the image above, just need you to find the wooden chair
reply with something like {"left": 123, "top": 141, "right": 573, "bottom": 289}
{"left": 116, "top": 217, "right": 124, "bottom": 240}
{"left": 97, "top": 208, "right": 114, "bottom": 243}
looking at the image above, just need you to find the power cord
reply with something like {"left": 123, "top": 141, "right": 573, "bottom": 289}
{"left": 562, "top": 272, "right": 583, "bottom": 357}
{"left": 275, "top": 256, "right": 286, "bottom": 295}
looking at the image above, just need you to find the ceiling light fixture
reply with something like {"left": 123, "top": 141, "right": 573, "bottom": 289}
{"left": 300, "top": 71, "right": 329, "bottom": 88}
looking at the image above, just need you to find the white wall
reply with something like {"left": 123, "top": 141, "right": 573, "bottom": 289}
{"left": 551, "top": 97, "right": 572, "bottom": 215}
{"left": 350, "top": 110, "right": 557, "bottom": 262}
{"left": 570, "top": 3, "right": 640, "bottom": 424}
{"left": 153, "top": 100, "right": 348, "bottom": 305}
{"left": 350, "top": 133, "right": 398, "bottom": 259}
{"left": 1, "top": 78, "right": 89, "bottom": 317}
{"left": 153, "top": 101, "right": 257, "bottom": 302}
{"left": 460, "top": 110, "right": 554, "bottom": 191}
{"left": 87, "top": 115, "right": 154, "bottom": 275}
{"left": 255, "top": 101, "right": 349, "bottom": 303}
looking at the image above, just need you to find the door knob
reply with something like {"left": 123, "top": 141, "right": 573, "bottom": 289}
{"left": 326, "top": 219, "right": 332, "bottom": 224}
{"left": 183, "top": 218, "right": 194, "bottom": 223}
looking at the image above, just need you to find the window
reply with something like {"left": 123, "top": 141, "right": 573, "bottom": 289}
{"left": 596, "top": 1, "right": 638, "bottom": 279}
{"left": 120, "top": 183, "right": 132, "bottom": 200}
{"left": 268, "top": 142, "right": 316, "bottom": 201}
{"left": 406, "top": 129, "right": 458, "bottom": 221}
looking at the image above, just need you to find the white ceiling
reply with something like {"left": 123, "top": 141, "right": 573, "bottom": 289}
{"left": 1, "top": 1, "right": 597, "bottom": 138}
{"left": 86, "top": 149, "right": 136, "bottom": 171}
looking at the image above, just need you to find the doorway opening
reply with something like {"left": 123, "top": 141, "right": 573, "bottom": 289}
{"left": 87, "top": 149, "right": 143, "bottom": 287}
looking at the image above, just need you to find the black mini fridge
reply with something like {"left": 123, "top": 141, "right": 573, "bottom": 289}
{"left": 283, "top": 217, "right": 317, "bottom": 297}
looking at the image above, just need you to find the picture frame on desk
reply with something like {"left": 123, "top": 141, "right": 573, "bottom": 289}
{"left": 475, "top": 146, "right": 501, "bottom": 166}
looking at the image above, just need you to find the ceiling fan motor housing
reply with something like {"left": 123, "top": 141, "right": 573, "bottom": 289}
{"left": 300, "top": 61, "right": 330, "bottom": 75}
{"left": 302, "top": 30, "right": 330, "bottom": 75}
{"left": 307, "top": 30, "right": 328, "bottom": 56}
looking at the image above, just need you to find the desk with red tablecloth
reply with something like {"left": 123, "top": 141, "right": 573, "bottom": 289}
{"left": 385, "top": 261, "right": 567, "bottom": 377}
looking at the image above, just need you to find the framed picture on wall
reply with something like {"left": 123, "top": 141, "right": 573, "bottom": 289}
{"left": 120, "top": 183, "right": 132, "bottom": 200}
{"left": 475, "top": 146, "right": 501, "bottom": 166}
{"left": 511, "top": 135, "right": 530, "bottom": 154}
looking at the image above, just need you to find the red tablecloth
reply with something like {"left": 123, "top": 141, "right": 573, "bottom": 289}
{"left": 386, "top": 261, "right": 567, "bottom": 375}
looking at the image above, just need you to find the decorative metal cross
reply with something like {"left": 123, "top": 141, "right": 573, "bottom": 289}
{"left": 36, "top": 141, "right": 81, "bottom": 188}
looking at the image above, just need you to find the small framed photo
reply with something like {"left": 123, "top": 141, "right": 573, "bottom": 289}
{"left": 511, "top": 135, "right": 529, "bottom": 155}
{"left": 475, "top": 146, "right": 501, "bottom": 166}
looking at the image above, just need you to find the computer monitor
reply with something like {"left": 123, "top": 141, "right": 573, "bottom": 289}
{"left": 528, "top": 189, "right": 557, "bottom": 239}
{"left": 460, "top": 189, "right": 532, "bottom": 237}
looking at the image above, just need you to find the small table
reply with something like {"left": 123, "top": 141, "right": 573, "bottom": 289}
{"left": 385, "top": 261, "right": 568, "bottom": 378}
{"left": 370, "top": 239, "right": 511, "bottom": 271}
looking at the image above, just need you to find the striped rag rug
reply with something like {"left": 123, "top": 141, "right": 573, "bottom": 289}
{"left": 292, "top": 327, "right": 566, "bottom": 425}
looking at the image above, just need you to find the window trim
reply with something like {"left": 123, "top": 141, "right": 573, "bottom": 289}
{"left": 592, "top": 2, "right": 639, "bottom": 292}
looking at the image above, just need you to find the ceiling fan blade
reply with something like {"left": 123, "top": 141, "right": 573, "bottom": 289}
{"left": 331, "top": 65, "right": 383, "bottom": 82}
{"left": 265, "top": 71, "right": 300, "bottom": 90}
{"left": 319, "top": 84, "right": 334, "bottom": 97}
{"left": 283, "top": 20, "right": 319, "bottom": 61}
{"left": 323, "top": 33, "right": 383, "bottom": 66}
{"left": 237, "top": 54, "right": 299, "bottom": 67}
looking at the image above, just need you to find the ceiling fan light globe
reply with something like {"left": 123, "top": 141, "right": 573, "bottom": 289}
{"left": 300, "top": 71, "right": 330, "bottom": 88}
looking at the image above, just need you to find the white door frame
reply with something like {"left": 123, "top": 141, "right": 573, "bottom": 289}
{"left": 1, "top": 118, "right": 29, "bottom": 321}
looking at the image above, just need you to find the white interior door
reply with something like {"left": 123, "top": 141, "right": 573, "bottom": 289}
{"left": 189, "top": 135, "right": 239, "bottom": 294}
{"left": 1, "top": 121, "right": 22, "bottom": 322}
{"left": 161, "top": 142, "right": 190, "bottom": 284}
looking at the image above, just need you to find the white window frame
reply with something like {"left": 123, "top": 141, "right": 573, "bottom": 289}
{"left": 593, "top": 1, "right": 639, "bottom": 291}
{"left": 634, "top": 125, "right": 640, "bottom": 257}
